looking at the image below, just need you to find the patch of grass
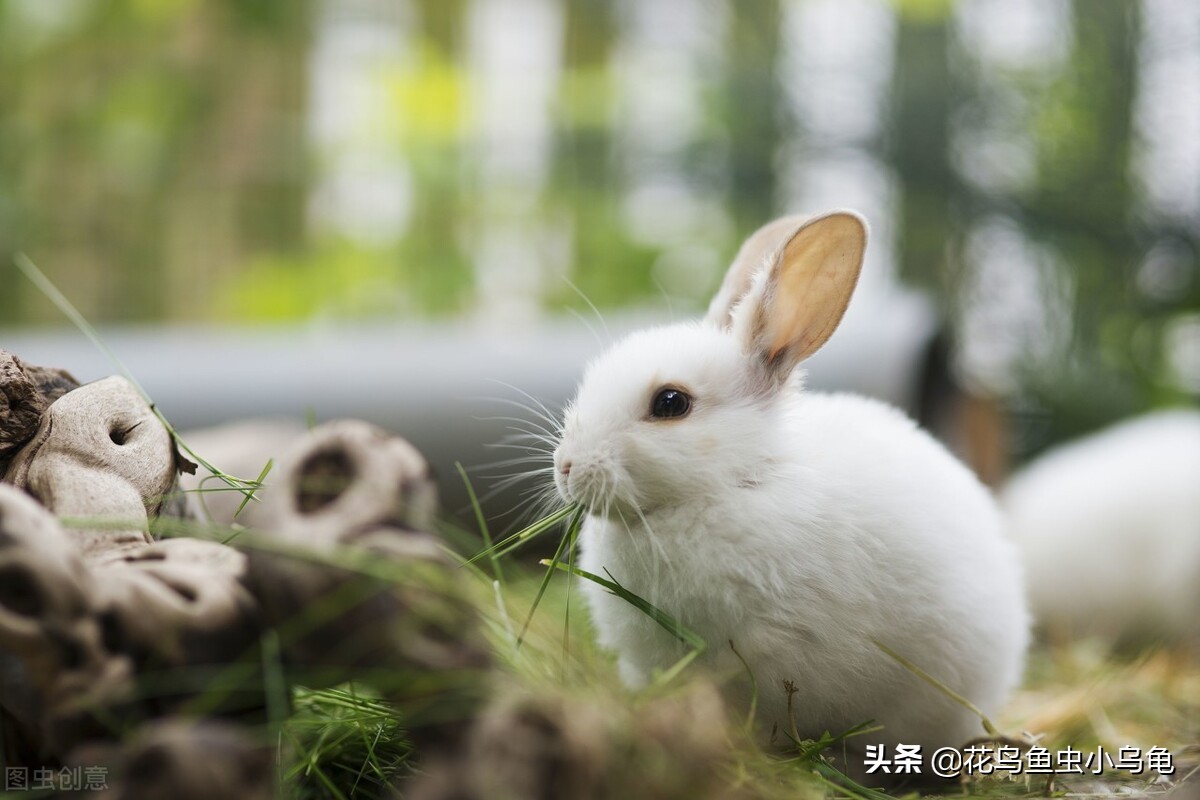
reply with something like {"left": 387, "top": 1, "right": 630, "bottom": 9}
{"left": 38, "top": 500, "right": 1200, "bottom": 799}
{"left": 15, "top": 258, "right": 1197, "bottom": 799}
{"left": 284, "top": 686, "right": 412, "bottom": 800}
{"left": 43, "top": 490, "right": 1200, "bottom": 799}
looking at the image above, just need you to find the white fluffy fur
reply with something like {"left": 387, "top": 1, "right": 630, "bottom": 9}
{"left": 553, "top": 320, "right": 1029, "bottom": 750}
{"left": 1003, "top": 409, "right": 1200, "bottom": 643}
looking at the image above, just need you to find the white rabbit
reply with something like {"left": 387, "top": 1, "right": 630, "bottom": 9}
{"left": 552, "top": 211, "right": 1028, "bottom": 755}
{"left": 1004, "top": 409, "right": 1200, "bottom": 645}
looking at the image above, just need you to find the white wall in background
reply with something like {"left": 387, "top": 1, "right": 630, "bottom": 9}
{"left": 307, "top": 0, "right": 415, "bottom": 246}
{"left": 780, "top": 0, "right": 898, "bottom": 301}
{"left": 1135, "top": 0, "right": 1200, "bottom": 226}
{"left": 467, "top": 0, "right": 564, "bottom": 329}
{"left": 615, "top": 0, "right": 731, "bottom": 304}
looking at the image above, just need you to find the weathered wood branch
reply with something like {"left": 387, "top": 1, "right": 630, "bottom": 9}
{"left": 0, "top": 350, "right": 79, "bottom": 475}
{"left": 1, "top": 366, "right": 488, "bottom": 786}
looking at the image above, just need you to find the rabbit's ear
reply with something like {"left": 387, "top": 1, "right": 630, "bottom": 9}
{"left": 733, "top": 210, "right": 867, "bottom": 379}
{"left": 705, "top": 215, "right": 814, "bottom": 330}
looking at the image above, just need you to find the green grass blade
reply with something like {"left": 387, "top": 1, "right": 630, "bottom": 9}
{"left": 518, "top": 505, "right": 584, "bottom": 647}
{"left": 872, "top": 638, "right": 998, "bottom": 736}
{"left": 15, "top": 252, "right": 145, "bottom": 395}
{"left": 463, "top": 503, "right": 576, "bottom": 566}
{"left": 786, "top": 720, "right": 884, "bottom": 764}
{"left": 562, "top": 508, "right": 577, "bottom": 672}
{"left": 456, "top": 462, "right": 502, "bottom": 583}
{"left": 492, "top": 578, "right": 517, "bottom": 649}
{"left": 234, "top": 458, "right": 274, "bottom": 520}
{"left": 811, "top": 762, "right": 897, "bottom": 800}
{"left": 652, "top": 648, "right": 703, "bottom": 688}
{"left": 14, "top": 253, "right": 258, "bottom": 502}
{"left": 260, "top": 629, "right": 289, "bottom": 794}
{"left": 541, "top": 560, "right": 706, "bottom": 654}
{"left": 728, "top": 639, "right": 759, "bottom": 730}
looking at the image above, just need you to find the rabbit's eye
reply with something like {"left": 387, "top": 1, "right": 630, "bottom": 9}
{"left": 650, "top": 388, "right": 692, "bottom": 419}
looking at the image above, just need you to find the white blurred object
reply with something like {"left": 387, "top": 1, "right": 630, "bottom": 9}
{"left": 1003, "top": 410, "right": 1200, "bottom": 644}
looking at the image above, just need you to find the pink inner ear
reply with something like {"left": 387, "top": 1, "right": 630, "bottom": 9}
{"left": 706, "top": 214, "right": 816, "bottom": 330}
{"left": 764, "top": 214, "right": 866, "bottom": 366}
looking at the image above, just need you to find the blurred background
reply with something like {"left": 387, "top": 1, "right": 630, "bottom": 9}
{"left": 0, "top": 0, "right": 1197, "bottom": 519}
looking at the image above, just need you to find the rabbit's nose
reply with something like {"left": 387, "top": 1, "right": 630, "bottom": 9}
{"left": 559, "top": 460, "right": 573, "bottom": 477}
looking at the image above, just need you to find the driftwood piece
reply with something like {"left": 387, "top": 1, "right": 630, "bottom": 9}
{"left": 0, "top": 377, "right": 260, "bottom": 758}
{"left": 0, "top": 353, "right": 44, "bottom": 460}
{"left": 0, "top": 357, "right": 489, "bottom": 793}
{"left": 0, "top": 350, "right": 79, "bottom": 471}
{"left": 92, "top": 540, "right": 261, "bottom": 700}
{"left": 0, "top": 484, "right": 259, "bottom": 758}
{"left": 244, "top": 421, "right": 489, "bottom": 698}
{"left": 67, "top": 720, "right": 274, "bottom": 800}
{"left": 4, "top": 376, "right": 174, "bottom": 561}
{"left": 409, "top": 681, "right": 749, "bottom": 800}
{"left": 0, "top": 485, "right": 135, "bottom": 757}
{"left": 266, "top": 419, "right": 439, "bottom": 546}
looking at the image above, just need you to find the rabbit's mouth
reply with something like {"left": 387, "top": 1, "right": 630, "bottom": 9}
{"left": 556, "top": 466, "right": 635, "bottom": 520}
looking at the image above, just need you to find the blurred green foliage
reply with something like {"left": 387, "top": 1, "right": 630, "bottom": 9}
{"left": 0, "top": 0, "right": 1196, "bottom": 457}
